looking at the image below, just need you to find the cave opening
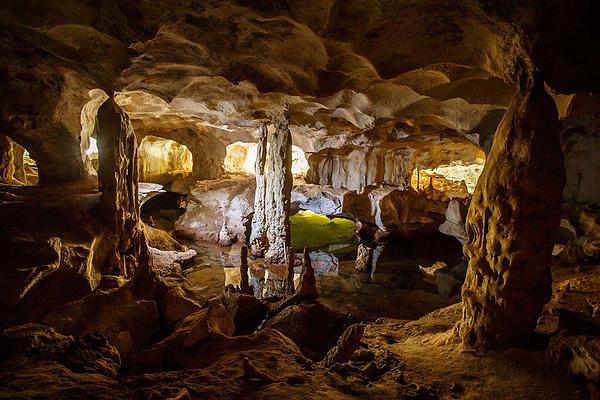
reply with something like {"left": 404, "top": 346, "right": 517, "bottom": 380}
{"left": 138, "top": 135, "right": 194, "bottom": 185}
{"left": 224, "top": 141, "right": 309, "bottom": 176}
{"left": 21, "top": 149, "right": 39, "bottom": 185}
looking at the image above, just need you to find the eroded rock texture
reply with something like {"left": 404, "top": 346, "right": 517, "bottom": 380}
{"left": 455, "top": 78, "right": 566, "bottom": 350}
{"left": 93, "top": 98, "right": 143, "bottom": 276}
{"left": 250, "top": 124, "right": 268, "bottom": 257}
{"left": 264, "top": 111, "right": 293, "bottom": 264}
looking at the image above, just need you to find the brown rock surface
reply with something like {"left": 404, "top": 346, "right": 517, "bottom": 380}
{"left": 250, "top": 124, "right": 268, "bottom": 257}
{"left": 455, "top": 78, "right": 566, "bottom": 350}
{"left": 264, "top": 111, "right": 293, "bottom": 264}
{"left": 93, "top": 98, "right": 144, "bottom": 277}
{"left": 263, "top": 302, "right": 348, "bottom": 361}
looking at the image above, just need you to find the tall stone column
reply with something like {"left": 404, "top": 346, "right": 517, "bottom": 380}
{"left": 93, "top": 97, "right": 144, "bottom": 276}
{"left": 454, "top": 77, "right": 565, "bottom": 350}
{"left": 250, "top": 124, "right": 268, "bottom": 257}
{"left": 0, "top": 133, "right": 14, "bottom": 183}
{"left": 264, "top": 110, "right": 293, "bottom": 264}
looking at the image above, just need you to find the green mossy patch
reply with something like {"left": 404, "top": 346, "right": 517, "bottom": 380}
{"left": 290, "top": 211, "right": 356, "bottom": 249}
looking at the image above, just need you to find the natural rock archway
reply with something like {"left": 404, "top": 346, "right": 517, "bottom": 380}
{"left": 454, "top": 76, "right": 565, "bottom": 350}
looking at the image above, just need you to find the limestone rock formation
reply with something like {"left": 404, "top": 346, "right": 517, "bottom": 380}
{"left": 454, "top": 78, "right": 566, "bottom": 350}
{"left": 548, "top": 334, "right": 600, "bottom": 398}
{"left": 343, "top": 185, "right": 448, "bottom": 237}
{"left": 355, "top": 243, "right": 374, "bottom": 273}
{"left": 0, "top": 1, "right": 599, "bottom": 398}
{"left": 250, "top": 124, "right": 268, "bottom": 257}
{"left": 175, "top": 176, "right": 255, "bottom": 243}
{"left": 439, "top": 200, "right": 469, "bottom": 243}
{"left": 263, "top": 302, "right": 349, "bottom": 360}
{"left": 297, "top": 247, "right": 318, "bottom": 300}
{"left": 93, "top": 98, "right": 144, "bottom": 277}
{"left": 264, "top": 111, "right": 293, "bottom": 264}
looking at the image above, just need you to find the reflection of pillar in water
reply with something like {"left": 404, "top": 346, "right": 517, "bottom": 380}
{"left": 370, "top": 245, "right": 385, "bottom": 279}
{"left": 224, "top": 267, "right": 241, "bottom": 288}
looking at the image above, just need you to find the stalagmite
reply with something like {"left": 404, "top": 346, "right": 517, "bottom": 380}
{"left": 250, "top": 124, "right": 268, "bottom": 257}
{"left": 92, "top": 97, "right": 144, "bottom": 276}
{"left": 264, "top": 109, "right": 293, "bottom": 264}
{"left": 296, "top": 247, "right": 318, "bottom": 300}
{"left": 284, "top": 246, "right": 295, "bottom": 295}
{"left": 454, "top": 76, "right": 566, "bottom": 350}
{"left": 239, "top": 245, "right": 252, "bottom": 294}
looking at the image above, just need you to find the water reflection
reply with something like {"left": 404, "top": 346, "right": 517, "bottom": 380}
{"left": 183, "top": 234, "right": 466, "bottom": 321}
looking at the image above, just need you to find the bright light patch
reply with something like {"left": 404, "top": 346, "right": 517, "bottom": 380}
{"left": 138, "top": 136, "right": 193, "bottom": 183}
{"left": 224, "top": 142, "right": 309, "bottom": 176}
{"left": 86, "top": 137, "right": 98, "bottom": 155}
{"left": 411, "top": 160, "right": 485, "bottom": 194}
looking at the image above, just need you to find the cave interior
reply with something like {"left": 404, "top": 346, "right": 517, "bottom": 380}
{"left": 1, "top": 1, "right": 600, "bottom": 399}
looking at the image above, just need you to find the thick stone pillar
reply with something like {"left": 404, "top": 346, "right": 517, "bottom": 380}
{"left": 454, "top": 78, "right": 565, "bottom": 350}
{"left": 250, "top": 124, "right": 268, "bottom": 257}
{"left": 0, "top": 133, "right": 14, "bottom": 183}
{"left": 264, "top": 111, "right": 293, "bottom": 264}
{"left": 93, "top": 97, "right": 143, "bottom": 276}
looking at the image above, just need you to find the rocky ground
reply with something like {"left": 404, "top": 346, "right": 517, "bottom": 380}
{"left": 1, "top": 202, "right": 599, "bottom": 399}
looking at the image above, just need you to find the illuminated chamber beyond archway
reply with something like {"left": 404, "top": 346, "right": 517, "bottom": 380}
{"left": 138, "top": 135, "right": 193, "bottom": 184}
{"left": 224, "top": 142, "right": 309, "bottom": 176}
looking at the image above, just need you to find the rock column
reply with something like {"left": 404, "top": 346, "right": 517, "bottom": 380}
{"left": 454, "top": 77, "right": 565, "bottom": 350}
{"left": 93, "top": 97, "right": 144, "bottom": 276}
{"left": 250, "top": 124, "right": 268, "bottom": 257}
{"left": 264, "top": 111, "right": 293, "bottom": 264}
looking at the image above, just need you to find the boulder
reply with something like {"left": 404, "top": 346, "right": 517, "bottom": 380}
{"left": 548, "top": 334, "right": 600, "bottom": 397}
{"left": 438, "top": 199, "right": 468, "bottom": 243}
{"left": 221, "top": 288, "right": 268, "bottom": 335}
{"left": 344, "top": 186, "right": 448, "bottom": 237}
{"left": 43, "top": 286, "right": 160, "bottom": 360}
{"left": 0, "top": 324, "right": 125, "bottom": 399}
{"left": 175, "top": 176, "right": 255, "bottom": 244}
{"left": 264, "top": 302, "right": 349, "bottom": 361}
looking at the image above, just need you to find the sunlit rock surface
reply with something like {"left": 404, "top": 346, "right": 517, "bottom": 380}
{"left": 174, "top": 175, "right": 255, "bottom": 244}
{"left": 138, "top": 136, "right": 193, "bottom": 184}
